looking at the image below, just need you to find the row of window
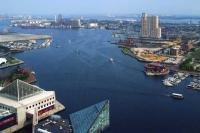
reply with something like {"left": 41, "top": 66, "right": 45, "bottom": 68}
{"left": 26, "top": 97, "right": 55, "bottom": 110}
{"left": 26, "top": 101, "right": 55, "bottom": 110}
{"left": 0, "top": 105, "right": 11, "bottom": 111}
{"left": 38, "top": 101, "right": 55, "bottom": 110}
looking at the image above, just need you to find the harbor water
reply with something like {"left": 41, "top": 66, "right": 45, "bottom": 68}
{"left": 1, "top": 20, "right": 200, "bottom": 133}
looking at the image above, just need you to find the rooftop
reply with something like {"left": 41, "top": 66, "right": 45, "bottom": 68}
{"left": 0, "top": 79, "right": 44, "bottom": 101}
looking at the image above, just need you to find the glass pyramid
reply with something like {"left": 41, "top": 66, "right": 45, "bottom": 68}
{"left": 0, "top": 79, "right": 43, "bottom": 101}
{"left": 70, "top": 100, "right": 110, "bottom": 133}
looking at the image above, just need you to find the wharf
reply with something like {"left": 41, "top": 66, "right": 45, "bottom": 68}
{"left": 0, "top": 57, "right": 24, "bottom": 69}
{"left": 0, "top": 33, "right": 52, "bottom": 43}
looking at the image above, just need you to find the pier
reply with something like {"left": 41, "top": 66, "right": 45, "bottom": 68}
{"left": 0, "top": 33, "right": 51, "bottom": 43}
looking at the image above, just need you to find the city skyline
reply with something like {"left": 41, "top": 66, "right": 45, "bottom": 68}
{"left": 0, "top": 0, "right": 200, "bottom": 16}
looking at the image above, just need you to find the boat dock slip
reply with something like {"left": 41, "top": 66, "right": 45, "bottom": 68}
{"left": 0, "top": 33, "right": 51, "bottom": 43}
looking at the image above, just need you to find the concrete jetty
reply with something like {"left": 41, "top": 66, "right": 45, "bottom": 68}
{"left": 0, "top": 33, "right": 52, "bottom": 43}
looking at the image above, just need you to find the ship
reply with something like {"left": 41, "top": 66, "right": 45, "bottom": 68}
{"left": 144, "top": 63, "right": 170, "bottom": 76}
{"left": 171, "top": 93, "right": 184, "bottom": 100}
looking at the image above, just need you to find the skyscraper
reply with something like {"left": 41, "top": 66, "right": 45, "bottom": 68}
{"left": 141, "top": 13, "right": 149, "bottom": 38}
{"left": 141, "top": 13, "right": 161, "bottom": 39}
{"left": 56, "top": 14, "right": 63, "bottom": 23}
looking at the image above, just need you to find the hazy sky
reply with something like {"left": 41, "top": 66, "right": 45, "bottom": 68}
{"left": 0, "top": 0, "right": 199, "bottom": 15}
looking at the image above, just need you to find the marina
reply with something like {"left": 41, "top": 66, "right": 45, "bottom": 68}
{"left": 0, "top": 33, "right": 52, "bottom": 52}
{"left": 163, "top": 72, "right": 189, "bottom": 87}
{"left": 187, "top": 77, "right": 200, "bottom": 91}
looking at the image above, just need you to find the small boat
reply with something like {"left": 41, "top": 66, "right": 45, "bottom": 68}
{"left": 109, "top": 58, "right": 114, "bottom": 63}
{"left": 163, "top": 80, "right": 173, "bottom": 87}
{"left": 31, "top": 71, "right": 36, "bottom": 75}
{"left": 171, "top": 93, "right": 184, "bottom": 100}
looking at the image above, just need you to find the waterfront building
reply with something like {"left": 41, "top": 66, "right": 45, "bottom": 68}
{"left": 141, "top": 13, "right": 162, "bottom": 39}
{"left": 56, "top": 14, "right": 63, "bottom": 23}
{"left": 63, "top": 19, "right": 81, "bottom": 28}
{"left": 0, "top": 58, "right": 7, "bottom": 65}
{"left": 0, "top": 79, "right": 65, "bottom": 133}
{"left": 87, "top": 23, "right": 99, "bottom": 28}
{"left": 70, "top": 100, "right": 110, "bottom": 133}
{"left": 182, "top": 41, "right": 194, "bottom": 51}
{"left": 170, "top": 45, "right": 181, "bottom": 56}
{"left": 141, "top": 13, "right": 149, "bottom": 38}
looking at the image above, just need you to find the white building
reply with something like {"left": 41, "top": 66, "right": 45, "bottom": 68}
{"left": 0, "top": 58, "right": 7, "bottom": 65}
{"left": 141, "top": 13, "right": 161, "bottom": 39}
{"left": 88, "top": 23, "right": 98, "bottom": 28}
{"left": 0, "top": 79, "right": 64, "bottom": 133}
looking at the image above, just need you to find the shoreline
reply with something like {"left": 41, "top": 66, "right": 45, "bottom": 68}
{"left": 0, "top": 57, "right": 24, "bottom": 69}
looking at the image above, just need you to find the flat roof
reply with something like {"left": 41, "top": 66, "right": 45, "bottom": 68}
{"left": 0, "top": 33, "right": 51, "bottom": 43}
{"left": 35, "top": 117, "right": 71, "bottom": 133}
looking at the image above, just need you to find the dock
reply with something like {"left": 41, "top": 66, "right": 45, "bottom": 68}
{"left": 0, "top": 57, "right": 24, "bottom": 69}
{"left": 0, "top": 33, "right": 51, "bottom": 43}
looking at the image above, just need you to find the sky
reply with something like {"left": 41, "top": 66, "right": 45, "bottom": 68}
{"left": 0, "top": 0, "right": 199, "bottom": 16}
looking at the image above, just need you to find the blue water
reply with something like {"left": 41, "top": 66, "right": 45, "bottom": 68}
{"left": 1, "top": 20, "right": 200, "bottom": 133}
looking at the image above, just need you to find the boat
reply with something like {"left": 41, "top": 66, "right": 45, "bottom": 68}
{"left": 109, "top": 58, "right": 114, "bottom": 63}
{"left": 163, "top": 80, "right": 173, "bottom": 87}
{"left": 144, "top": 63, "right": 169, "bottom": 76}
{"left": 171, "top": 93, "right": 184, "bottom": 100}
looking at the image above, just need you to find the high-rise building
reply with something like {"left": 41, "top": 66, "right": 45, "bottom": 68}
{"left": 141, "top": 13, "right": 149, "bottom": 38}
{"left": 141, "top": 13, "right": 161, "bottom": 39}
{"left": 63, "top": 19, "right": 81, "bottom": 28}
{"left": 56, "top": 14, "right": 63, "bottom": 23}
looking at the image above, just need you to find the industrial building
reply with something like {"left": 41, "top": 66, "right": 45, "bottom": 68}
{"left": 70, "top": 100, "right": 110, "bottom": 133}
{"left": 0, "top": 79, "right": 65, "bottom": 133}
{"left": 141, "top": 13, "right": 162, "bottom": 39}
